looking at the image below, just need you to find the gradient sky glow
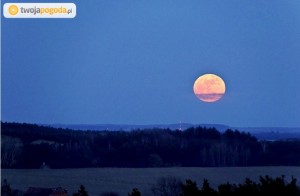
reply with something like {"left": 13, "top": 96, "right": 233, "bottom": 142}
{"left": 2, "top": 0, "right": 300, "bottom": 127}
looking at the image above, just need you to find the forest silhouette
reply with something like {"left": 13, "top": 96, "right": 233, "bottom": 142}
{"left": 1, "top": 122, "right": 300, "bottom": 168}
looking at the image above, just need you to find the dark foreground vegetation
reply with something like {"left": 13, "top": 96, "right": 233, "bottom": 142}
{"left": 2, "top": 175, "right": 300, "bottom": 196}
{"left": 2, "top": 122, "right": 300, "bottom": 168}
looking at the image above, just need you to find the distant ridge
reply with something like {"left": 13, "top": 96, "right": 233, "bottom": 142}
{"left": 46, "top": 123, "right": 300, "bottom": 140}
{"left": 234, "top": 127, "right": 300, "bottom": 140}
{"left": 48, "top": 123, "right": 230, "bottom": 132}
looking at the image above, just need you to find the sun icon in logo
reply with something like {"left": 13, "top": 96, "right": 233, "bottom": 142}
{"left": 8, "top": 5, "right": 19, "bottom": 16}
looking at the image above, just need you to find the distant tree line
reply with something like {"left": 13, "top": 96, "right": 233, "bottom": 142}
{"left": 149, "top": 175, "right": 300, "bottom": 196}
{"left": 3, "top": 175, "right": 299, "bottom": 196}
{"left": 1, "top": 122, "right": 300, "bottom": 169}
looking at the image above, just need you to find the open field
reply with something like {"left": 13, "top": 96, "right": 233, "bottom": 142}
{"left": 2, "top": 167, "right": 300, "bottom": 196}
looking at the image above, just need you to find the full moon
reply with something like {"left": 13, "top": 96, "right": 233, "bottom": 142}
{"left": 193, "top": 74, "right": 226, "bottom": 103}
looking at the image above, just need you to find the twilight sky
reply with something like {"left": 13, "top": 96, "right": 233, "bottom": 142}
{"left": 2, "top": 0, "right": 300, "bottom": 127}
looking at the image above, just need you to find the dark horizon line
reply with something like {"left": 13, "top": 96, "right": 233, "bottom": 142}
{"left": 2, "top": 121, "right": 300, "bottom": 129}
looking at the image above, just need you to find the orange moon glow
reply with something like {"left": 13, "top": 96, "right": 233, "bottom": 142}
{"left": 193, "top": 74, "right": 226, "bottom": 102}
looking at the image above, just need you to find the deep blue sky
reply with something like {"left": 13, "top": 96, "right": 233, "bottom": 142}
{"left": 2, "top": 0, "right": 300, "bottom": 127}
